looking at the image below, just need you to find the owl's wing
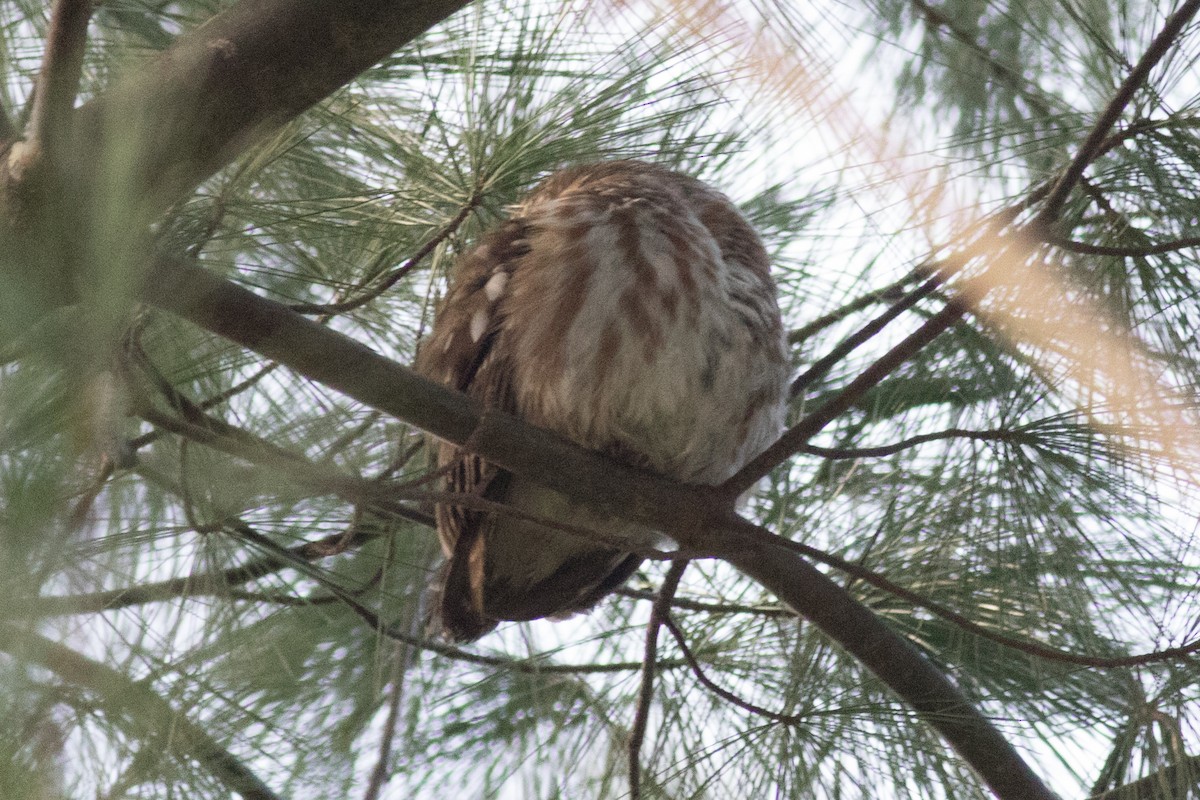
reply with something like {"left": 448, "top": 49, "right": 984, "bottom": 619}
{"left": 417, "top": 215, "right": 642, "bottom": 640}
{"left": 415, "top": 221, "right": 527, "bottom": 640}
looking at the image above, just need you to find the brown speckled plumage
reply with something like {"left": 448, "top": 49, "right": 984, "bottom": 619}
{"left": 415, "top": 161, "right": 787, "bottom": 640}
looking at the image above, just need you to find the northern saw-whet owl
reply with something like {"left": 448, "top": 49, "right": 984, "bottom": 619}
{"left": 416, "top": 160, "right": 787, "bottom": 640}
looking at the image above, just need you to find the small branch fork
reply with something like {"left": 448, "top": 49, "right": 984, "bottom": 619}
{"left": 628, "top": 560, "right": 689, "bottom": 800}
{"left": 663, "top": 615, "right": 808, "bottom": 725}
{"left": 1036, "top": 0, "right": 1200, "bottom": 224}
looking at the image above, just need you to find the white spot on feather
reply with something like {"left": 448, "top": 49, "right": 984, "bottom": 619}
{"left": 484, "top": 271, "right": 508, "bottom": 302}
{"left": 470, "top": 309, "right": 488, "bottom": 342}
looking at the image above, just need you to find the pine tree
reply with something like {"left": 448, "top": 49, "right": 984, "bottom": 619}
{"left": 2, "top": 1, "right": 1200, "bottom": 798}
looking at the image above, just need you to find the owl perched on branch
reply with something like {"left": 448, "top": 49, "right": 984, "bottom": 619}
{"left": 416, "top": 161, "right": 787, "bottom": 640}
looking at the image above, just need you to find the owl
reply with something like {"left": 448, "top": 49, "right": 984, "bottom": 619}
{"left": 416, "top": 160, "right": 787, "bottom": 640}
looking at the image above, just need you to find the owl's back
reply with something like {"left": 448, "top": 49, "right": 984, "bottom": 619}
{"left": 416, "top": 161, "right": 787, "bottom": 640}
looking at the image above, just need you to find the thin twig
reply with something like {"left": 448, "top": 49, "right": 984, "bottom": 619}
{"left": 378, "top": 437, "right": 425, "bottom": 480}
{"left": 1048, "top": 233, "right": 1200, "bottom": 257}
{"left": 322, "top": 410, "right": 383, "bottom": 461}
{"left": 128, "top": 360, "right": 283, "bottom": 451}
{"left": 728, "top": 292, "right": 974, "bottom": 496}
{"left": 133, "top": 390, "right": 404, "bottom": 504}
{"left": 26, "top": 0, "right": 92, "bottom": 153}
{"left": 663, "top": 615, "right": 808, "bottom": 725}
{"left": 1088, "top": 753, "right": 1200, "bottom": 800}
{"left": 616, "top": 587, "right": 790, "bottom": 617}
{"left": 787, "top": 270, "right": 921, "bottom": 345}
{"left": 222, "top": 589, "right": 342, "bottom": 606}
{"left": 379, "top": 625, "right": 688, "bottom": 675}
{"left": 137, "top": 396, "right": 692, "bottom": 559}
{"left": 183, "top": 155, "right": 258, "bottom": 258}
{"left": 628, "top": 560, "right": 689, "bottom": 800}
{"left": 133, "top": 402, "right": 381, "bottom": 500}
{"left": 177, "top": 439, "right": 221, "bottom": 534}
{"left": 363, "top": 612, "right": 420, "bottom": 800}
{"left": 198, "top": 362, "right": 280, "bottom": 411}
{"left": 789, "top": 273, "right": 943, "bottom": 398}
{"left": 288, "top": 192, "right": 479, "bottom": 315}
{"left": 14, "top": 531, "right": 375, "bottom": 618}
{"left": 1037, "top": 0, "right": 1200, "bottom": 223}
{"left": 797, "top": 426, "right": 1035, "bottom": 459}
{"left": 65, "top": 457, "right": 115, "bottom": 533}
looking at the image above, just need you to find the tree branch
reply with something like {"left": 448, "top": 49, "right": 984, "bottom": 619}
{"left": 1037, "top": 0, "right": 1200, "bottom": 223}
{"left": 1089, "top": 753, "right": 1200, "bottom": 800}
{"left": 127, "top": 361, "right": 281, "bottom": 451}
{"left": 719, "top": 517, "right": 1058, "bottom": 800}
{"left": 616, "top": 587, "right": 790, "bottom": 617}
{"left": 26, "top": 0, "right": 92, "bottom": 154}
{"left": 728, "top": 292, "right": 973, "bottom": 496}
{"left": 1048, "top": 234, "right": 1200, "bottom": 257}
{"left": 288, "top": 188, "right": 480, "bottom": 315}
{"left": 663, "top": 615, "right": 809, "bottom": 725}
{"left": 72, "top": 0, "right": 473, "bottom": 210}
{"left": 144, "top": 254, "right": 722, "bottom": 537}
{"left": 378, "top": 625, "right": 688, "bottom": 675}
{"left": 797, "top": 426, "right": 1036, "bottom": 459}
{"left": 787, "top": 270, "right": 920, "bottom": 346}
{"left": 789, "top": 273, "right": 942, "bottom": 399}
{"left": 142, "top": 255, "right": 1058, "bottom": 800}
{"left": 628, "top": 560, "right": 689, "bottom": 800}
{"left": 0, "top": 624, "right": 284, "bottom": 800}
{"left": 137, "top": 400, "right": 689, "bottom": 559}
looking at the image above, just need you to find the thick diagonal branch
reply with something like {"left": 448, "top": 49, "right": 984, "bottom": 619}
{"left": 143, "top": 255, "right": 1057, "bottom": 800}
